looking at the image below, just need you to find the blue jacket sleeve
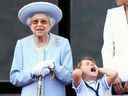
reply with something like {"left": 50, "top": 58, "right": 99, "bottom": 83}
{"left": 55, "top": 39, "right": 73, "bottom": 84}
{"left": 10, "top": 40, "right": 35, "bottom": 87}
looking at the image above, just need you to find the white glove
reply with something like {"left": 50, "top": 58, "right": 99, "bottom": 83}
{"left": 31, "top": 61, "right": 49, "bottom": 77}
{"left": 31, "top": 60, "right": 55, "bottom": 77}
{"left": 44, "top": 60, "right": 55, "bottom": 69}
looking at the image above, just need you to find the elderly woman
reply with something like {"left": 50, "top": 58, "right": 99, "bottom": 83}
{"left": 10, "top": 2, "right": 73, "bottom": 96}
{"left": 102, "top": 0, "right": 128, "bottom": 95}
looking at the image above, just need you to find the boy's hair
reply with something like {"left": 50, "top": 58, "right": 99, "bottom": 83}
{"left": 77, "top": 56, "right": 96, "bottom": 68}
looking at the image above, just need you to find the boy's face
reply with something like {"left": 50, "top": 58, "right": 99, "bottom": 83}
{"left": 80, "top": 59, "right": 98, "bottom": 79}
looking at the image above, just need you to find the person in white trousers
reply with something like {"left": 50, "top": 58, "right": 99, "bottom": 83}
{"left": 102, "top": 0, "right": 128, "bottom": 94}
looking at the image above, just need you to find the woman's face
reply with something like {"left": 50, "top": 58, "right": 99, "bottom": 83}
{"left": 124, "top": 0, "right": 128, "bottom": 5}
{"left": 116, "top": 0, "right": 128, "bottom": 6}
{"left": 29, "top": 13, "right": 52, "bottom": 37}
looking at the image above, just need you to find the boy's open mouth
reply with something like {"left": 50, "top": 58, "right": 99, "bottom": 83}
{"left": 91, "top": 67, "right": 96, "bottom": 72}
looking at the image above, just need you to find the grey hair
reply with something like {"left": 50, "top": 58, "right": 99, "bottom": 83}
{"left": 49, "top": 16, "right": 56, "bottom": 27}
{"left": 26, "top": 13, "right": 56, "bottom": 27}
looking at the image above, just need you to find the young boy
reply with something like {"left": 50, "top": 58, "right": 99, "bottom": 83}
{"left": 72, "top": 57, "right": 118, "bottom": 96}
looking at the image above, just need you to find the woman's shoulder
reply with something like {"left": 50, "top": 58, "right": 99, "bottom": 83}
{"left": 17, "top": 35, "right": 33, "bottom": 45}
{"left": 50, "top": 33, "right": 69, "bottom": 42}
{"left": 18, "top": 35, "right": 32, "bottom": 40}
{"left": 49, "top": 33, "right": 70, "bottom": 47}
{"left": 107, "top": 6, "right": 124, "bottom": 12}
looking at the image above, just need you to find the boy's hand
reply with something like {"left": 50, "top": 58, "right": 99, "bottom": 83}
{"left": 72, "top": 69, "right": 82, "bottom": 87}
{"left": 97, "top": 68, "right": 104, "bottom": 78}
{"left": 72, "top": 69, "right": 82, "bottom": 78}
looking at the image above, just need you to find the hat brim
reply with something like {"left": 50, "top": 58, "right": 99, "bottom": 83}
{"left": 18, "top": 2, "right": 62, "bottom": 25}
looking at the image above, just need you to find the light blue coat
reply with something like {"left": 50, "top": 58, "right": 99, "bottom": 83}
{"left": 10, "top": 33, "right": 73, "bottom": 96}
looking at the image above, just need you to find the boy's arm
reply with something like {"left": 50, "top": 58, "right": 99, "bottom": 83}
{"left": 98, "top": 68, "right": 118, "bottom": 86}
{"left": 72, "top": 69, "right": 82, "bottom": 87}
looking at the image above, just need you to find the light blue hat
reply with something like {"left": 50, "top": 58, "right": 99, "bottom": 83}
{"left": 18, "top": 2, "right": 62, "bottom": 25}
